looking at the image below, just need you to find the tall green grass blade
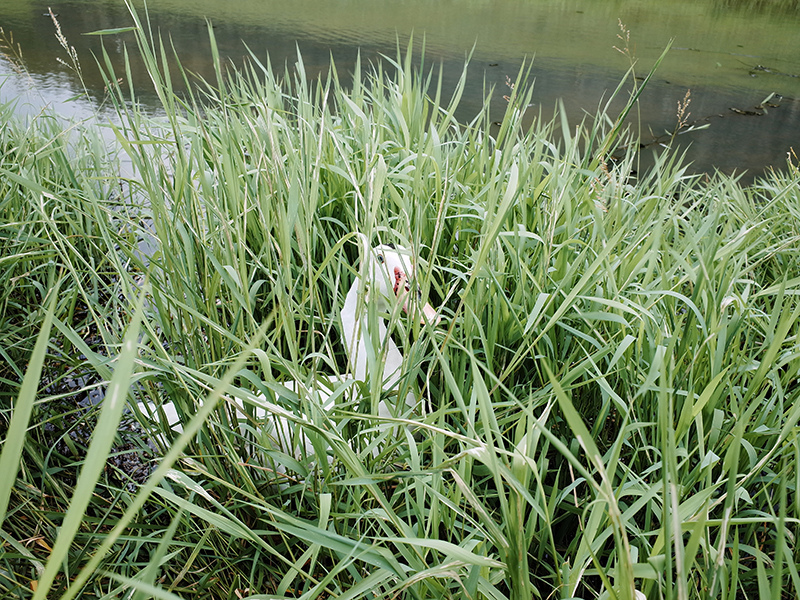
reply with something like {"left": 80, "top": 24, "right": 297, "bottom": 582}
{"left": 0, "top": 278, "right": 62, "bottom": 526}
{"left": 32, "top": 287, "right": 148, "bottom": 600}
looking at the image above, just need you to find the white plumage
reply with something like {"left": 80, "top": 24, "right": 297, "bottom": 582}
{"left": 135, "top": 240, "right": 439, "bottom": 471}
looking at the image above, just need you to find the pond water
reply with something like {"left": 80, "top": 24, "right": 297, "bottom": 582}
{"left": 1, "top": 0, "right": 799, "bottom": 182}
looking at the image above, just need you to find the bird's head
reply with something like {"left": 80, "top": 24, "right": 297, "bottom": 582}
{"left": 368, "top": 244, "right": 440, "bottom": 325}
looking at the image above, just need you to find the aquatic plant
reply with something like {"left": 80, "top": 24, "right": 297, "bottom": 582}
{"left": 1, "top": 5, "right": 799, "bottom": 600}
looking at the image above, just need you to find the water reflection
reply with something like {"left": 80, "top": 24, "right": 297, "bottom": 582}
{"left": 0, "top": 61, "right": 98, "bottom": 121}
{"left": 712, "top": 0, "right": 799, "bottom": 14}
{"left": 1, "top": 0, "right": 798, "bottom": 181}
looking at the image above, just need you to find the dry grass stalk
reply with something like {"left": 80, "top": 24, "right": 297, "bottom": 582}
{"left": 49, "top": 7, "right": 82, "bottom": 76}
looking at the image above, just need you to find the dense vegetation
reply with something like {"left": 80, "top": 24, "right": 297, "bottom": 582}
{"left": 2, "top": 8, "right": 800, "bottom": 600}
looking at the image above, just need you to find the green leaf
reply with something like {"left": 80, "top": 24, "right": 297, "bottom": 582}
{"left": 0, "top": 279, "right": 61, "bottom": 527}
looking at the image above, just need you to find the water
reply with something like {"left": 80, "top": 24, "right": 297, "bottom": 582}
{"left": 2, "top": 0, "right": 799, "bottom": 181}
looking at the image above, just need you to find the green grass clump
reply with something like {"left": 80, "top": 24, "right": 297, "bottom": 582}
{"left": 2, "top": 6, "right": 800, "bottom": 599}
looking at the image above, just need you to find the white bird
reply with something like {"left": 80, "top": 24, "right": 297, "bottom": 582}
{"left": 135, "top": 239, "right": 440, "bottom": 469}
{"left": 339, "top": 240, "right": 439, "bottom": 418}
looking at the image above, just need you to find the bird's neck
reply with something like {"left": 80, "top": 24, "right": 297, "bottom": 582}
{"left": 340, "top": 281, "right": 403, "bottom": 386}
{"left": 340, "top": 281, "right": 367, "bottom": 380}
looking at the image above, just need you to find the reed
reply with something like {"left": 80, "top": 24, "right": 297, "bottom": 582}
{"left": 1, "top": 4, "right": 799, "bottom": 599}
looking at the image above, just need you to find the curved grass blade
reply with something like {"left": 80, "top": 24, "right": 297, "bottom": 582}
{"left": 0, "top": 278, "right": 62, "bottom": 527}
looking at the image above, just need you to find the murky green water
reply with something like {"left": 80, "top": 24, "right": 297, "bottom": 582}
{"left": 2, "top": 0, "right": 799, "bottom": 180}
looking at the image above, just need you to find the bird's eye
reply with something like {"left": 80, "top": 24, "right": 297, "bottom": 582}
{"left": 377, "top": 253, "right": 384, "bottom": 264}
{"left": 404, "top": 282, "right": 411, "bottom": 292}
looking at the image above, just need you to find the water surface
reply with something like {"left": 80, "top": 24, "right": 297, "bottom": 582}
{"left": 2, "top": 0, "right": 799, "bottom": 180}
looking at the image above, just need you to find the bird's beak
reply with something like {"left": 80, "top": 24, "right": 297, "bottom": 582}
{"left": 394, "top": 269, "right": 441, "bottom": 325}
